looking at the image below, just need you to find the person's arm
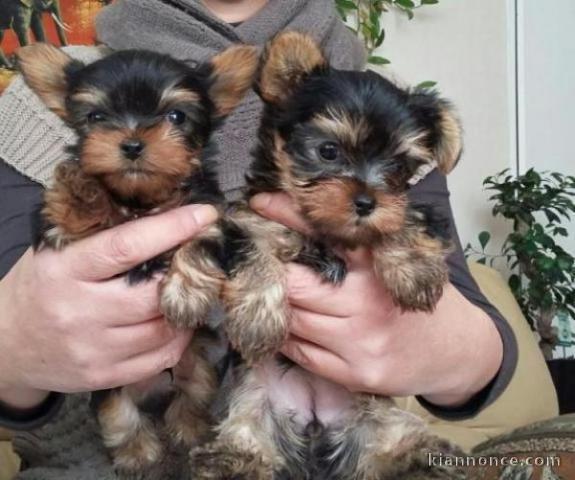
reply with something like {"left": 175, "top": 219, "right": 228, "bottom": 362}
{"left": 0, "top": 160, "right": 218, "bottom": 428}
{"left": 249, "top": 170, "right": 517, "bottom": 418}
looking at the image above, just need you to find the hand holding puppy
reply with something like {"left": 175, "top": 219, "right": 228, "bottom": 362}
{"left": 251, "top": 192, "right": 503, "bottom": 408}
{"left": 0, "top": 204, "right": 216, "bottom": 411}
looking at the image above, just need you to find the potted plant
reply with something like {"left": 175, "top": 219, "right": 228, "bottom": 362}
{"left": 465, "top": 169, "right": 575, "bottom": 361}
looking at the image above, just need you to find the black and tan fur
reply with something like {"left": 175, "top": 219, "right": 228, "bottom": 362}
{"left": 16, "top": 43, "right": 258, "bottom": 475}
{"left": 190, "top": 32, "right": 467, "bottom": 479}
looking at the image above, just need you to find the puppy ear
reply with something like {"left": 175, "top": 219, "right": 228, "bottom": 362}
{"left": 16, "top": 43, "right": 81, "bottom": 119}
{"left": 409, "top": 90, "right": 463, "bottom": 174}
{"left": 208, "top": 44, "right": 259, "bottom": 117}
{"left": 257, "top": 31, "right": 328, "bottom": 105}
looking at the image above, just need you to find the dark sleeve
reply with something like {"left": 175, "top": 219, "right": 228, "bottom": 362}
{"left": 407, "top": 169, "right": 518, "bottom": 419}
{"left": 0, "top": 159, "right": 65, "bottom": 429}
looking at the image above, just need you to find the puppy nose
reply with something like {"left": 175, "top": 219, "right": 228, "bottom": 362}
{"left": 354, "top": 194, "right": 376, "bottom": 217}
{"left": 120, "top": 140, "right": 144, "bottom": 160}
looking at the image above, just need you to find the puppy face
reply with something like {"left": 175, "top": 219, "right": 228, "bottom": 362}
{"left": 256, "top": 32, "right": 462, "bottom": 247}
{"left": 17, "top": 44, "right": 258, "bottom": 205}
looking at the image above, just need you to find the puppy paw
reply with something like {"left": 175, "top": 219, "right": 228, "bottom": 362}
{"left": 391, "top": 278, "right": 445, "bottom": 313}
{"left": 160, "top": 239, "right": 225, "bottom": 329}
{"left": 160, "top": 271, "right": 223, "bottom": 330}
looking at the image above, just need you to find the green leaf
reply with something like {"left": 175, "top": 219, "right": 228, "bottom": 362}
{"left": 336, "top": 0, "right": 358, "bottom": 9}
{"left": 395, "top": 0, "right": 416, "bottom": 7}
{"left": 375, "top": 28, "right": 386, "bottom": 47}
{"left": 368, "top": 55, "right": 391, "bottom": 65}
{"left": 416, "top": 80, "right": 437, "bottom": 89}
{"left": 421, "top": 0, "right": 439, "bottom": 3}
{"left": 478, "top": 231, "right": 491, "bottom": 250}
{"left": 509, "top": 274, "right": 521, "bottom": 292}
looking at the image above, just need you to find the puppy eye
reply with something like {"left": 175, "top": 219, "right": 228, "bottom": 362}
{"left": 166, "top": 110, "right": 186, "bottom": 125}
{"left": 87, "top": 111, "right": 106, "bottom": 123}
{"left": 318, "top": 142, "right": 340, "bottom": 161}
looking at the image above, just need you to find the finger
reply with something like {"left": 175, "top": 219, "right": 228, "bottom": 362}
{"left": 108, "top": 317, "right": 178, "bottom": 359}
{"left": 343, "top": 247, "right": 372, "bottom": 270}
{"left": 107, "top": 330, "right": 193, "bottom": 388}
{"left": 96, "top": 276, "right": 162, "bottom": 326}
{"left": 250, "top": 192, "right": 312, "bottom": 234}
{"left": 286, "top": 263, "right": 351, "bottom": 317}
{"left": 289, "top": 307, "right": 347, "bottom": 349}
{"left": 281, "top": 336, "right": 351, "bottom": 384}
{"left": 67, "top": 204, "right": 219, "bottom": 281}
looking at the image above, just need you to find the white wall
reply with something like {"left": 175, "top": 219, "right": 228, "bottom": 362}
{"left": 372, "top": 0, "right": 574, "bottom": 255}
{"left": 372, "top": 0, "right": 516, "bottom": 249}
{"left": 519, "top": 0, "right": 575, "bottom": 251}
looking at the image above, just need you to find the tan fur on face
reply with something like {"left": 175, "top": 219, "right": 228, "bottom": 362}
{"left": 69, "top": 87, "right": 108, "bottom": 107}
{"left": 209, "top": 44, "right": 259, "bottom": 116}
{"left": 435, "top": 105, "right": 463, "bottom": 174}
{"left": 259, "top": 31, "right": 327, "bottom": 104}
{"left": 81, "top": 123, "right": 199, "bottom": 203}
{"left": 288, "top": 178, "right": 407, "bottom": 248}
{"left": 312, "top": 109, "right": 371, "bottom": 149}
{"left": 16, "top": 43, "right": 75, "bottom": 118}
{"left": 393, "top": 129, "right": 433, "bottom": 163}
{"left": 159, "top": 86, "right": 200, "bottom": 110}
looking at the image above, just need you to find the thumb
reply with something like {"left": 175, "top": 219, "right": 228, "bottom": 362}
{"left": 66, "top": 204, "right": 218, "bottom": 281}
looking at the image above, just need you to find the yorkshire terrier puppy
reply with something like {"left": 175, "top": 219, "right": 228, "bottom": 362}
{"left": 190, "top": 32, "right": 467, "bottom": 479}
{"left": 16, "top": 43, "right": 258, "bottom": 474}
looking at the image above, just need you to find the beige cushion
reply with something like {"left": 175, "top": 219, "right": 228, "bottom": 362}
{"left": 395, "top": 262, "right": 559, "bottom": 451}
{"left": 0, "top": 428, "right": 11, "bottom": 442}
{"left": 0, "top": 441, "right": 19, "bottom": 480}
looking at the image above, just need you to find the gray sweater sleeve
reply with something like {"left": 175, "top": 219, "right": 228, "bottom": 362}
{"left": 408, "top": 170, "right": 518, "bottom": 418}
{"left": 0, "top": 160, "right": 66, "bottom": 430}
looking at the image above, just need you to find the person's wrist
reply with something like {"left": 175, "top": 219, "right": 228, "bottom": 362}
{"left": 421, "top": 390, "right": 474, "bottom": 408}
{"left": 0, "top": 384, "right": 50, "bottom": 412}
{"left": 0, "top": 273, "right": 50, "bottom": 411}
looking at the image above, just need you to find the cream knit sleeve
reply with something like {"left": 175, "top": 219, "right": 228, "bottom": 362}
{"left": 0, "top": 46, "right": 107, "bottom": 187}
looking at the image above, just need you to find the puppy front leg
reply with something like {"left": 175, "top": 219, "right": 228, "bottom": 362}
{"left": 221, "top": 211, "right": 303, "bottom": 364}
{"left": 223, "top": 247, "right": 290, "bottom": 365}
{"left": 160, "top": 225, "right": 226, "bottom": 329}
{"left": 372, "top": 230, "right": 451, "bottom": 313}
{"left": 39, "top": 160, "right": 118, "bottom": 249}
{"left": 164, "top": 330, "right": 218, "bottom": 447}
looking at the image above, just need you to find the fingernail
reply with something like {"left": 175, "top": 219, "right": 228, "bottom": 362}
{"left": 250, "top": 193, "right": 272, "bottom": 211}
{"left": 186, "top": 204, "right": 219, "bottom": 227}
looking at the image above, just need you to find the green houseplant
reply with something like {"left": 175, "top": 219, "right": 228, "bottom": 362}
{"left": 465, "top": 169, "right": 575, "bottom": 359}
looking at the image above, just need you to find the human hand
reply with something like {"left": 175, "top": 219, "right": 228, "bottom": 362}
{"left": 0, "top": 204, "right": 218, "bottom": 410}
{"left": 250, "top": 193, "right": 503, "bottom": 406}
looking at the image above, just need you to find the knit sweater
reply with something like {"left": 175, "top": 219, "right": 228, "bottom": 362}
{"left": 0, "top": 1, "right": 517, "bottom": 478}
